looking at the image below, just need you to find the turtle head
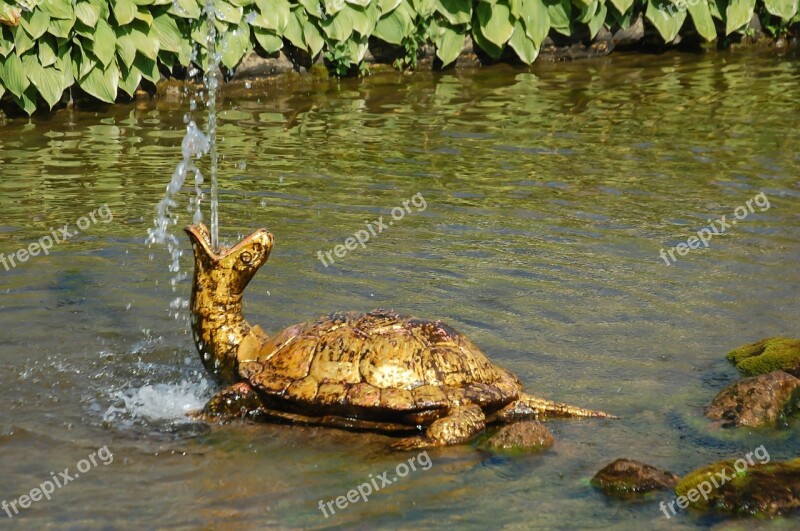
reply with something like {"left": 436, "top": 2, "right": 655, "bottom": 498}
{"left": 184, "top": 223, "right": 273, "bottom": 382}
{"left": 184, "top": 223, "right": 274, "bottom": 295}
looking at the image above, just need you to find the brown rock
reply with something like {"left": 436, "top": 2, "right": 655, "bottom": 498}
{"left": 705, "top": 370, "right": 800, "bottom": 427}
{"left": 481, "top": 421, "right": 554, "bottom": 451}
{"left": 591, "top": 459, "right": 679, "bottom": 496}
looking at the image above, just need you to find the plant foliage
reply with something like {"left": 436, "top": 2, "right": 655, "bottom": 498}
{"left": 0, "top": 0, "right": 797, "bottom": 114}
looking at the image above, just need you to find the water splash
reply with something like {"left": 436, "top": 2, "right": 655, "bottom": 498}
{"left": 102, "top": 377, "right": 213, "bottom": 425}
{"left": 205, "top": 0, "right": 221, "bottom": 253}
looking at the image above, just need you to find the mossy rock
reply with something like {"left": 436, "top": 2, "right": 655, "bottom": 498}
{"left": 478, "top": 421, "right": 554, "bottom": 453}
{"left": 675, "top": 454, "right": 800, "bottom": 517}
{"left": 591, "top": 459, "right": 679, "bottom": 498}
{"left": 727, "top": 337, "right": 800, "bottom": 377}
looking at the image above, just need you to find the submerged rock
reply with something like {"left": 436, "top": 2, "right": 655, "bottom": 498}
{"left": 727, "top": 337, "right": 800, "bottom": 376}
{"left": 480, "top": 421, "right": 554, "bottom": 451}
{"left": 705, "top": 370, "right": 800, "bottom": 427}
{"left": 675, "top": 455, "right": 800, "bottom": 517}
{"left": 591, "top": 459, "right": 679, "bottom": 497}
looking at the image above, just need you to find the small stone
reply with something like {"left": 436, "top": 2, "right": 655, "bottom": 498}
{"left": 481, "top": 421, "right": 554, "bottom": 451}
{"left": 591, "top": 459, "right": 679, "bottom": 496}
{"left": 705, "top": 370, "right": 800, "bottom": 427}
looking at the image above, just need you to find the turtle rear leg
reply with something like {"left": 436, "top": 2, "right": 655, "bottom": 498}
{"left": 190, "top": 382, "right": 264, "bottom": 421}
{"left": 494, "top": 393, "right": 618, "bottom": 422}
{"left": 392, "top": 404, "right": 486, "bottom": 449}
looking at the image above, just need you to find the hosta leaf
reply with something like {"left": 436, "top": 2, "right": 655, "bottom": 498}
{"left": 373, "top": 1, "right": 414, "bottom": 43}
{"left": 20, "top": 8, "right": 50, "bottom": 40}
{"left": 588, "top": 1, "right": 607, "bottom": 38}
{"left": 284, "top": 8, "right": 307, "bottom": 49}
{"left": 303, "top": 19, "right": 325, "bottom": 55}
{"left": 13, "top": 86, "right": 38, "bottom": 116}
{"left": 253, "top": 27, "right": 284, "bottom": 53}
{"left": 0, "top": 28, "right": 13, "bottom": 57}
{"left": 608, "top": 0, "right": 634, "bottom": 14}
{"left": 378, "top": 0, "right": 403, "bottom": 13}
{"left": 646, "top": 0, "right": 687, "bottom": 41}
{"left": 118, "top": 62, "right": 143, "bottom": 96}
{"left": 87, "top": 0, "right": 111, "bottom": 20}
{"left": 725, "top": 0, "right": 755, "bottom": 34}
{"left": 346, "top": 4, "right": 378, "bottom": 35}
{"left": 172, "top": 0, "right": 203, "bottom": 18}
{"left": 508, "top": 19, "right": 538, "bottom": 64}
{"left": 219, "top": 22, "right": 252, "bottom": 68}
{"left": 38, "top": 35, "right": 59, "bottom": 67}
{"left": 298, "top": 0, "right": 324, "bottom": 18}
{"left": 14, "top": 25, "right": 35, "bottom": 55}
{"left": 39, "top": 0, "right": 74, "bottom": 19}
{"left": 433, "top": 20, "right": 465, "bottom": 65}
{"left": 153, "top": 12, "right": 183, "bottom": 53}
{"left": 764, "top": 0, "right": 798, "bottom": 20}
{"left": 90, "top": 18, "right": 117, "bottom": 67}
{"left": 115, "top": 27, "right": 137, "bottom": 67}
{"left": 113, "top": 0, "right": 138, "bottom": 25}
{"left": 130, "top": 21, "right": 159, "bottom": 59}
{"left": 710, "top": 0, "right": 727, "bottom": 19}
{"left": 48, "top": 16, "right": 75, "bottom": 38}
{"left": 471, "top": 22, "right": 504, "bottom": 58}
{"left": 134, "top": 7, "right": 154, "bottom": 25}
{"left": 324, "top": 0, "right": 348, "bottom": 15}
{"left": 79, "top": 61, "right": 119, "bottom": 103}
{"left": 321, "top": 10, "right": 355, "bottom": 40}
{"left": 0, "top": 52, "right": 30, "bottom": 98}
{"left": 520, "top": 0, "right": 550, "bottom": 46}
{"left": 476, "top": 0, "right": 515, "bottom": 47}
{"left": 23, "top": 54, "right": 63, "bottom": 108}
{"left": 214, "top": 1, "right": 244, "bottom": 24}
{"left": 688, "top": 0, "right": 718, "bottom": 41}
{"left": 75, "top": 2, "right": 101, "bottom": 27}
{"left": 253, "top": 0, "right": 291, "bottom": 31}
{"left": 435, "top": 0, "right": 472, "bottom": 24}
{"left": 134, "top": 54, "right": 159, "bottom": 83}
{"left": 544, "top": 0, "right": 572, "bottom": 35}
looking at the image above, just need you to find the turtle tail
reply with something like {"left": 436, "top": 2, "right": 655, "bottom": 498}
{"left": 519, "top": 393, "right": 619, "bottom": 419}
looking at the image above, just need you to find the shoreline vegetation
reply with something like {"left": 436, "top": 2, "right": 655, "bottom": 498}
{"left": 0, "top": 0, "right": 799, "bottom": 116}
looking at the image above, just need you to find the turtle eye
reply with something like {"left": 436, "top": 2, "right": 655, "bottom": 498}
{"left": 240, "top": 251, "right": 252, "bottom": 264}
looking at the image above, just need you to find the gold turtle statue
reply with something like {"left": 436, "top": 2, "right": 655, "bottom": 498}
{"left": 185, "top": 223, "right": 615, "bottom": 448}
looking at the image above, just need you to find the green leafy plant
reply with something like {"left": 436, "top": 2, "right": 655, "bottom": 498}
{"left": 0, "top": 0, "right": 797, "bottom": 115}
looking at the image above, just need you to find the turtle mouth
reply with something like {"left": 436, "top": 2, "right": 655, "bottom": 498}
{"left": 185, "top": 223, "right": 273, "bottom": 261}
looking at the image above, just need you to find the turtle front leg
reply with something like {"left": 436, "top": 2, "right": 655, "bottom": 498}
{"left": 393, "top": 404, "right": 486, "bottom": 449}
{"left": 493, "top": 393, "right": 618, "bottom": 422}
{"left": 191, "top": 382, "right": 264, "bottom": 421}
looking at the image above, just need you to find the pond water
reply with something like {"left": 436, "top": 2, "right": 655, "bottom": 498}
{"left": 1, "top": 48, "right": 799, "bottom": 529}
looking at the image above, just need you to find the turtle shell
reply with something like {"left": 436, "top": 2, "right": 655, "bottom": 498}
{"left": 238, "top": 310, "right": 521, "bottom": 419}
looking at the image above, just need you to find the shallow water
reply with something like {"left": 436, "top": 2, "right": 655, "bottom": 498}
{"left": 1, "top": 48, "right": 799, "bottom": 529}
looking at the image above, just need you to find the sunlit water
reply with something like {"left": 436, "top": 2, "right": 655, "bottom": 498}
{"left": 1, "top": 49, "right": 799, "bottom": 529}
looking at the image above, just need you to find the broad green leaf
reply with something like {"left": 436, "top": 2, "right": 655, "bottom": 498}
{"left": 435, "top": 0, "right": 472, "bottom": 24}
{"left": 411, "top": 0, "right": 437, "bottom": 16}
{"left": 577, "top": 0, "right": 597, "bottom": 23}
{"left": 608, "top": 0, "right": 634, "bottom": 14}
{"left": 39, "top": 0, "right": 74, "bottom": 19}
{"left": 220, "top": 22, "right": 252, "bottom": 68}
{"left": 75, "top": 2, "right": 100, "bottom": 27}
{"left": 646, "top": 0, "right": 687, "bottom": 41}
{"left": 172, "top": 0, "right": 203, "bottom": 18}
{"left": 14, "top": 86, "right": 38, "bottom": 115}
{"left": 346, "top": 0, "right": 372, "bottom": 6}
{"left": 588, "top": 1, "right": 607, "bottom": 38}
{"left": 378, "top": 0, "right": 403, "bottom": 13}
{"left": 346, "top": 4, "right": 378, "bottom": 35}
{"left": 215, "top": 1, "right": 244, "bottom": 24}
{"left": 710, "top": 0, "right": 727, "bottom": 19}
{"left": 23, "top": 53, "right": 63, "bottom": 108}
{"left": 373, "top": 2, "right": 414, "bottom": 43}
{"left": 130, "top": 22, "right": 159, "bottom": 59}
{"left": 688, "top": 0, "right": 718, "bottom": 41}
{"left": 433, "top": 20, "right": 465, "bottom": 65}
{"left": 153, "top": 12, "right": 183, "bottom": 52}
{"left": 91, "top": 18, "right": 117, "bottom": 66}
{"left": 134, "top": 53, "right": 159, "bottom": 83}
{"left": 324, "top": 0, "right": 347, "bottom": 15}
{"left": 764, "top": 0, "right": 798, "bottom": 20}
{"left": 544, "top": 0, "right": 572, "bottom": 35}
{"left": 520, "top": 0, "right": 550, "bottom": 46}
{"left": 284, "top": 8, "right": 307, "bottom": 49}
{"left": 14, "top": 25, "right": 35, "bottom": 55}
{"left": 303, "top": 19, "right": 325, "bottom": 55}
{"left": 48, "top": 16, "right": 75, "bottom": 38}
{"left": 725, "top": 0, "right": 755, "bottom": 34}
{"left": 113, "top": 0, "right": 138, "bottom": 25}
{"left": 253, "top": 0, "right": 291, "bottom": 31}
{"left": 471, "top": 22, "right": 503, "bottom": 58}
{"left": 253, "top": 27, "right": 284, "bottom": 53}
{"left": 20, "top": 8, "right": 50, "bottom": 40}
{"left": 298, "top": 0, "right": 324, "bottom": 18}
{"left": 119, "top": 62, "right": 143, "bottom": 96}
{"left": 79, "top": 62, "right": 119, "bottom": 103}
{"left": 134, "top": 7, "right": 154, "bottom": 25}
{"left": 38, "top": 35, "right": 59, "bottom": 67}
{"left": 0, "top": 52, "right": 30, "bottom": 98}
{"left": 321, "top": 10, "right": 356, "bottom": 40}
{"left": 508, "top": 19, "right": 538, "bottom": 64}
{"left": 87, "top": 0, "right": 111, "bottom": 20}
{"left": 115, "top": 28, "right": 137, "bottom": 67}
{"left": 476, "top": 1, "right": 514, "bottom": 47}
{"left": 0, "top": 28, "right": 13, "bottom": 57}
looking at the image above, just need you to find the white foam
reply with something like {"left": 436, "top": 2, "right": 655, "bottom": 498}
{"left": 103, "top": 378, "right": 213, "bottom": 424}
